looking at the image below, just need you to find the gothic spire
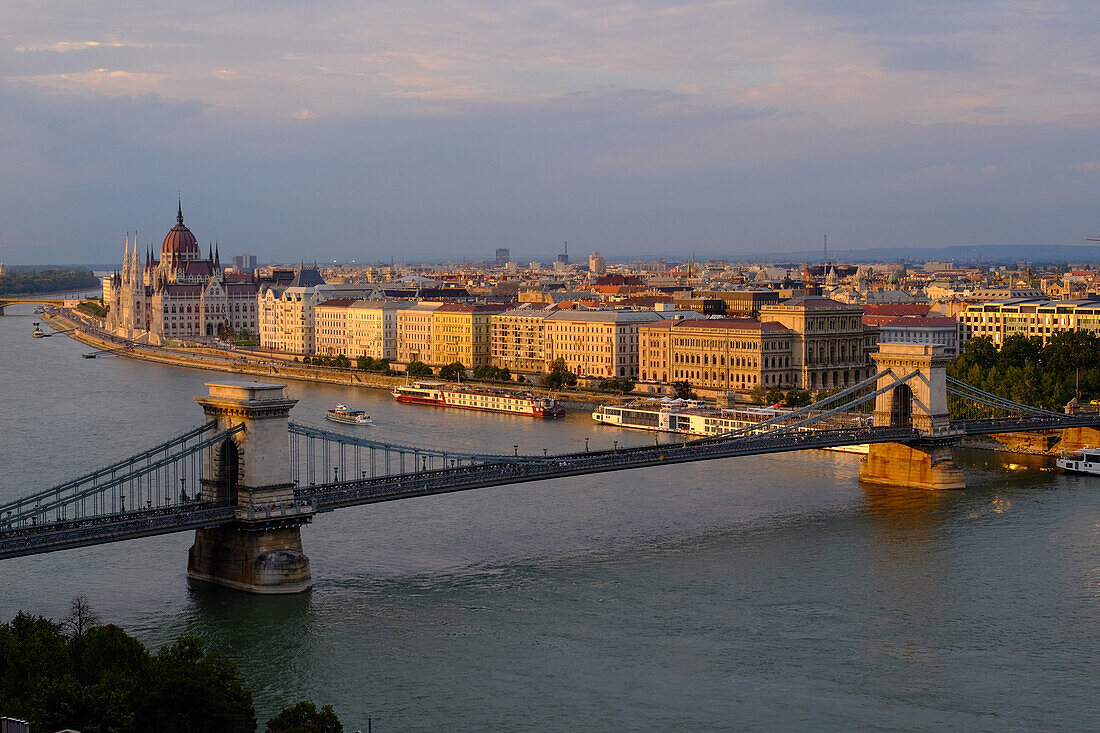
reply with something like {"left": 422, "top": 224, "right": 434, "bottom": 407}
{"left": 177, "top": 196, "right": 184, "bottom": 226}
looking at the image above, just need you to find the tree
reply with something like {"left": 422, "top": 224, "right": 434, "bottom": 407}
{"left": 670, "top": 380, "right": 696, "bottom": 400}
{"left": 334, "top": 354, "right": 351, "bottom": 369}
{"left": 0, "top": 604, "right": 263, "bottom": 733}
{"left": 598, "top": 378, "right": 635, "bottom": 393}
{"left": 62, "top": 594, "right": 101, "bottom": 636}
{"left": 406, "top": 360, "right": 433, "bottom": 377}
{"left": 266, "top": 701, "right": 343, "bottom": 733}
{"left": 545, "top": 358, "right": 578, "bottom": 390}
{"left": 784, "top": 388, "right": 812, "bottom": 407}
{"left": 473, "top": 365, "right": 512, "bottom": 381}
{"left": 763, "top": 385, "right": 785, "bottom": 406}
{"left": 439, "top": 361, "right": 466, "bottom": 381}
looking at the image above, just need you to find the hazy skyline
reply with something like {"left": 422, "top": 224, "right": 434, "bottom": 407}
{"left": 2, "top": 0, "right": 1099, "bottom": 264}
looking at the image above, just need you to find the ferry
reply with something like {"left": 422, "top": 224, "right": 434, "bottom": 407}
{"left": 393, "top": 381, "right": 566, "bottom": 418}
{"left": 1056, "top": 448, "right": 1100, "bottom": 475}
{"left": 592, "top": 399, "right": 870, "bottom": 453}
{"left": 325, "top": 404, "right": 372, "bottom": 425}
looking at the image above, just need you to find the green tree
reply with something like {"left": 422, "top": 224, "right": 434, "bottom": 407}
{"left": 545, "top": 358, "right": 578, "bottom": 389}
{"left": 784, "top": 388, "right": 812, "bottom": 407}
{"left": 763, "top": 385, "right": 785, "bottom": 405}
{"left": 670, "top": 380, "right": 696, "bottom": 400}
{"left": 598, "top": 378, "right": 635, "bottom": 393}
{"left": 266, "top": 701, "right": 343, "bottom": 733}
{"left": 439, "top": 361, "right": 467, "bottom": 381}
{"left": 406, "top": 360, "right": 433, "bottom": 377}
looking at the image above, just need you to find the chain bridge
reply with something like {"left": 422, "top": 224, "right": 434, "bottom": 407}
{"left": 3, "top": 343, "right": 1099, "bottom": 593}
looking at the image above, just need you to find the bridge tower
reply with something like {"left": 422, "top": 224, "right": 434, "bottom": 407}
{"left": 858, "top": 343, "right": 965, "bottom": 490}
{"left": 187, "top": 381, "right": 314, "bottom": 593}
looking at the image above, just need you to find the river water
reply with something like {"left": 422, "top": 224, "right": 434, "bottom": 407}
{"left": 1, "top": 306, "right": 1097, "bottom": 731}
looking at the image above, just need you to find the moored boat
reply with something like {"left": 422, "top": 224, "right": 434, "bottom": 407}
{"left": 1056, "top": 448, "right": 1100, "bottom": 475}
{"left": 592, "top": 399, "right": 870, "bottom": 453}
{"left": 392, "top": 381, "right": 565, "bottom": 418}
{"left": 326, "top": 404, "right": 371, "bottom": 425}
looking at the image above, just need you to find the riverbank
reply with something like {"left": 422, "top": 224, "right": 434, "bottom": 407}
{"left": 43, "top": 312, "right": 632, "bottom": 411}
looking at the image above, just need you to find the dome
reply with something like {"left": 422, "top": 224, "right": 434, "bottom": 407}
{"left": 161, "top": 202, "right": 200, "bottom": 257}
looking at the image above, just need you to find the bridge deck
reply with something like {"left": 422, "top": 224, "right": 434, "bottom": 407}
{"left": 5, "top": 414, "right": 1100, "bottom": 560}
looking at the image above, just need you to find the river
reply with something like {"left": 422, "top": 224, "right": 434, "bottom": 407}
{"left": 1, "top": 304, "right": 1097, "bottom": 731}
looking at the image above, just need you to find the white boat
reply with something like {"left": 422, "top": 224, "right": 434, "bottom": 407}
{"left": 592, "top": 400, "right": 870, "bottom": 453}
{"left": 326, "top": 404, "right": 371, "bottom": 425}
{"left": 31, "top": 322, "right": 49, "bottom": 338}
{"left": 393, "top": 381, "right": 566, "bottom": 418}
{"left": 1056, "top": 448, "right": 1100, "bottom": 475}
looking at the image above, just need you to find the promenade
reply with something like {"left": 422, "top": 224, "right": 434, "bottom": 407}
{"left": 42, "top": 310, "right": 627, "bottom": 410}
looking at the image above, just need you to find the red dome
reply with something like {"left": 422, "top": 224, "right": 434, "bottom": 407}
{"left": 161, "top": 203, "right": 200, "bottom": 257}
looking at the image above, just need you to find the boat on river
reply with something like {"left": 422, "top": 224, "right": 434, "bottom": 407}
{"left": 393, "top": 381, "right": 566, "bottom": 418}
{"left": 31, "top": 322, "right": 50, "bottom": 338}
{"left": 326, "top": 404, "right": 372, "bottom": 425}
{"left": 592, "top": 399, "right": 870, "bottom": 453}
{"left": 1056, "top": 448, "right": 1100, "bottom": 475}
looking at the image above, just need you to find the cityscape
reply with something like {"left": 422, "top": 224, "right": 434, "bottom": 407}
{"left": 3, "top": 2, "right": 1100, "bottom": 732}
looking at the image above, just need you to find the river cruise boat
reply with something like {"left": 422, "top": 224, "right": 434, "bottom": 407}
{"left": 592, "top": 399, "right": 870, "bottom": 453}
{"left": 393, "top": 381, "right": 566, "bottom": 418}
{"left": 1056, "top": 448, "right": 1100, "bottom": 475}
{"left": 326, "top": 404, "right": 372, "bottom": 425}
{"left": 31, "top": 322, "right": 49, "bottom": 338}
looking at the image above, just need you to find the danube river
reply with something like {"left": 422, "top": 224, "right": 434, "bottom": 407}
{"left": 2, "top": 307, "right": 1097, "bottom": 731}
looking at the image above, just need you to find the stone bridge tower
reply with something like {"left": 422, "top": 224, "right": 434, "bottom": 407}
{"left": 187, "top": 381, "right": 314, "bottom": 593}
{"left": 858, "top": 343, "right": 965, "bottom": 490}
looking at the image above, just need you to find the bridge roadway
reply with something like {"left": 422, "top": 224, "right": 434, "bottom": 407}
{"left": 5, "top": 413, "right": 1100, "bottom": 560}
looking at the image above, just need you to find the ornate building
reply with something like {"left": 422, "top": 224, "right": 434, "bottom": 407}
{"left": 106, "top": 204, "right": 259, "bottom": 344}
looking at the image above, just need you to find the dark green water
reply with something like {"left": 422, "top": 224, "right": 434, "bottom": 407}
{"left": 1, "top": 307, "right": 1097, "bottom": 731}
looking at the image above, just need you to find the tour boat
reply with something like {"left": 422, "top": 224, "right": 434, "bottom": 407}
{"left": 392, "top": 381, "right": 566, "bottom": 418}
{"left": 31, "top": 322, "right": 49, "bottom": 338}
{"left": 592, "top": 400, "right": 870, "bottom": 453}
{"left": 1056, "top": 448, "right": 1100, "bottom": 475}
{"left": 325, "top": 404, "right": 372, "bottom": 425}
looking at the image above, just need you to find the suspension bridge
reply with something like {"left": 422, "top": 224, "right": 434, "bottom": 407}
{"left": 2, "top": 343, "right": 1098, "bottom": 593}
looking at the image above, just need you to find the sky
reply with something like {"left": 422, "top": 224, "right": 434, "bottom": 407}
{"left": 1, "top": 0, "right": 1099, "bottom": 265}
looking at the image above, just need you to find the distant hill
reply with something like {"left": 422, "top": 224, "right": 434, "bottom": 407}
{"left": 739, "top": 244, "right": 1100, "bottom": 266}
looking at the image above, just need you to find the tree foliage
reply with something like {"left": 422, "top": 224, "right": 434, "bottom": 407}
{"left": 439, "top": 361, "right": 467, "bottom": 381}
{"left": 472, "top": 364, "right": 512, "bottom": 381}
{"left": 405, "top": 360, "right": 433, "bottom": 377}
{"left": 266, "top": 701, "right": 343, "bottom": 733}
{"left": 947, "top": 333, "right": 1100, "bottom": 415}
{"left": 783, "top": 388, "right": 813, "bottom": 407}
{"left": 545, "top": 358, "right": 578, "bottom": 390}
{"left": 670, "top": 380, "right": 696, "bottom": 400}
{"left": 1, "top": 600, "right": 346, "bottom": 733}
{"left": 0, "top": 269, "right": 99, "bottom": 295}
{"left": 598, "top": 378, "right": 635, "bottom": 393}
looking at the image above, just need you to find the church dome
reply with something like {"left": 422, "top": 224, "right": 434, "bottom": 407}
{"left": 161, "top": 202, "right": 200, "bottom": 257}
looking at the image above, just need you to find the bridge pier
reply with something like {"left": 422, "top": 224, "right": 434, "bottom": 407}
{"left": 859, "top": 442, "right": 965, "bottom": 491}
{"left": 187, "top": 381, "right": 313, "bottom": 594}
{"left": 861, "top": 343, "right": 966, "bottom": 490}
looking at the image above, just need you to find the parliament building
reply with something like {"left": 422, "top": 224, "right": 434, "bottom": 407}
{"left": 105, "top": 204, "right": 259, "bottom": 343}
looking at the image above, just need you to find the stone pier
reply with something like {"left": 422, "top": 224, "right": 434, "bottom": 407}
{"left": 858, "top": 343, "right": 966, "bottom": 490}
{"left": 187, "top": 381, "right": 313, "bottom": 594}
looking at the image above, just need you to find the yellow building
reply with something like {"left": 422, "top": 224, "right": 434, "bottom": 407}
{"left": 758, "top": 296, "right": 868, "bottom": 391}
{"left": 490, "top": 304, "right": 555, "bottom": 377}
{"left": 545, "top": 310, "right": 662, "bottom": 380}
{"left": 432, "top": 304, "right": 507, "bottom": 368}
{"left": 396, "top": 302, "right": 444, "bottom": 365}
{"left": 314, "top": 299, "right": 355, "bottom": 357}
{"left": 347, "top": 300, "right": 413, "bottom": 360}
{"left": 961, "top": 297, "right": 1100, "bottom": 346}
{"left": 640, "top": 318, "right": 794, "bottom": 394}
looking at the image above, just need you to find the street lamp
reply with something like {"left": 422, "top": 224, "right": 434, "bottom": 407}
{"left": 334, "top": 466, "right": 339, "bottom": 483}
{"left": 585, "top": 437, "right": 589, "bottom": 452}
{"left": 514, "top": 444, "right": 518, "bottom": 456}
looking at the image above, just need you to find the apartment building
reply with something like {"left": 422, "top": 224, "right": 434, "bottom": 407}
{"left": 314, "top": 299, "right": 356, "bottom": 357}
{"left": 432, "top": 303, "right": 508, "bottom": 368}
{"left": 347, "top": 300, "right": 414, "bottom": 360}
{"left": 961, "top": 297, "right": 1100, "bottom": 346}
{"left": 396, "top": 302, "right": 444, "bottom": 365}
{"left": 258, "top": 282, "right": 378, "bottom": 355}
{"left": 544, "top": 310, "right": 664, "bottom": 380}
{"left": 490, "top": 304, "right": 555, "bottom": 377}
